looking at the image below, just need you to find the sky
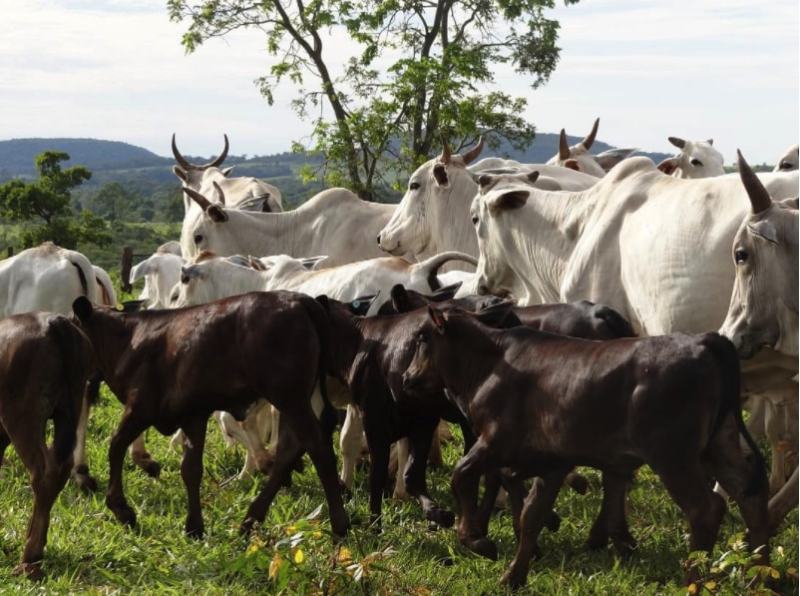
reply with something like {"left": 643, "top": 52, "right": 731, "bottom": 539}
{"left": 0, "top": 0, "right": 797, "bottom": 164}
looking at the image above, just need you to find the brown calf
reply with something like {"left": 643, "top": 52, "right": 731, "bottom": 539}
{"left": 0, "top": 313, "right": 93, "bottom": 579}
{"left": 71, "top": 291, "right": 348, "bottom": 539}
{"left": 402, "top": 307, "right": 769, "bottom": 588}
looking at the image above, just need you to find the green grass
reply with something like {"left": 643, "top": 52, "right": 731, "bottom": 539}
{"left": 0, "top": 387, "right": 797, "bottom": 594}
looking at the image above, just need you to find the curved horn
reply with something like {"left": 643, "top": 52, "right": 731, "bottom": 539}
{"left": 182, "top": 186, "right": 212, "bottom": 211}
{"left": 559, "top": 129, "right": 570, "bottom": 160}
{"left": 737, "top": 150, "right": 772, "bottom": 214}
{"left": 171, "top": 133, "right": 192, "bottom": 169}
{"left": 203, "top": 134, "right": 229, "bottom": 168}
{"left": 461, "top": 135, "right": 485, "bottom": 165}
{"left": 440, "top": 136, "right": 452, "bottom": 164}
{"left": 415, "top": 251, "right": 478, "bottom": 291}
{"left": 668, "top": 136, "right": 686, "bottom": 150}
{"left": 212, "top": 181, "right": 226, "bottom": 206}
{"left": 581, "top": 117, "right": 599, "bottom": 150}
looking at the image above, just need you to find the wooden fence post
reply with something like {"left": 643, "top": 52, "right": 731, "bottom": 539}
{"left": 121, "top": 246, "right": 133, "bottom": 293}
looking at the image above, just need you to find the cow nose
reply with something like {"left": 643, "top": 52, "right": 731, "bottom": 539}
{"left": 376, "top": 234, "right": 382, "bottom": 246}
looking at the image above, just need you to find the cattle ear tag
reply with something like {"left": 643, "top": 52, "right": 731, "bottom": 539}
{"left": 747, "top": 220, "right": 778, "bottom": 244}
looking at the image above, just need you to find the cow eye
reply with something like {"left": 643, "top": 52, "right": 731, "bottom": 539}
{"left": 471, "top": 215, "right": 479, "bottom": 225}
{"left": 734, "top": 248, "right": 749, "bottom": 264}
{"left": 690, "top": 158, "right": 703, "bottom": 167}
{"left": 409, "top": 182, "right": 420, "bottom": 190}
{"left": 780, "top": 161, "right": 792, "bottom": 170}
{"left": 194, "top": 234, "right": 203, "bottom": 245}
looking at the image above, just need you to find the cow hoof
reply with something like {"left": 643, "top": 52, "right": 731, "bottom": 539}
{"left": 544, "top": 510, "right": 561, "bottom": 533}
{"left": 426, "top": 507, "right": 456, "bottom": 528}
{"left": 13, "top": 562, "right": 44, "bottom": 581}
{"left": 586, "top": 530, "right": 609, "bottom": 551}
{"left": 109, "top": 504, "right": 137, "bottom": 528}
{"left": 74, "top": 472, "right": 98, "bottom": 494}
{"left": 463, "top": 536, "right": 498, "bottom": 560}
{"left": 185, "top": 523, "right": 205, "bottom": 539}
{"left": 611, "top": 534, "right": 637, "bottom": 558}
{"left": 142, "top": 460, "right": 162, "bottom": 479}
{"left": 500, "top": 566, "right": 527, "bottom": 590}
{"left": 239, "top": 517, "right": 256, "bottom": 537}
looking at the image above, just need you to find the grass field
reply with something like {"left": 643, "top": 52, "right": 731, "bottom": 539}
{"left": 0, "top": 382, "right": 797, "bottom": 594}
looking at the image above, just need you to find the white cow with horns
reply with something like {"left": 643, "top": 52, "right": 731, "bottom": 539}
{"left": 656, "top": 137, "right": 725, "bottom": 178}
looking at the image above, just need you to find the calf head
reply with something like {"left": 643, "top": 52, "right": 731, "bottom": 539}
{"left": 657, "top": 137, "right": 724, "bottom": 179}
{"left": 546, "top": 118, "right": 606, "bottom": 177}
{"left": 377, "top": 137, "right": 484, "bottom": 257}
{"left": 719, "top": 151, "right": 799, "bottom": 358}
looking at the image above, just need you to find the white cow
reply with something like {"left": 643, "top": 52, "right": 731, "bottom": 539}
{"left": 173, "top": 249, "right": 477, "bottom": 486}
{"left": 181, "top": 184, "right": 396, "bottom": 265}
{"left": 656, "top": 137, "right": 725, "bottom": 179}
{"left": 546, "top": 118, "right": 636, "bottom": 176}
{"left": 774, "top": 144, "right": 799, "bottom": 172}
{"left": 0, "top": 243, "right": 154, "bottom": 491}
{"left": 129, "top": 251, "right": 184, "bottom": 309}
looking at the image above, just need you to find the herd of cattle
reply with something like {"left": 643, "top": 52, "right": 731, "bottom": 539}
{"left": 0, "top": 119, "right": 797, "bottom": 588}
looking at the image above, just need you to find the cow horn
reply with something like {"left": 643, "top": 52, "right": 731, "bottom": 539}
{"left": 202, "top": 134, "right": 229, "bottom": 168}
{"left": 440, "top": 137, "right": 452, "bottom": 164}
{"left": 171, "top": 134, "right": 192, "bottom": 169}
{"left": 182, "top": 186, "right": 212, "bottom": 211}
{"left": 461, "top": 136, "right": 485, "bottom": 165}
{"left": 668, "top": 136, "right": 686, "bottom": 150}
{"left": 212, "top": 181, "right": 226, "bottom": 205}
{"left": 581, "top": 118, "right": 599, "bottom": 150}
{"left": 737, "top": 150, "right": 772, "bottom": 214}
{"left": 559, "top": 129, "right": 570, "bottom": 160}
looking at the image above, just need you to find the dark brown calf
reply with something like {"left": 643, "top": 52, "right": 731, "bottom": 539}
{"left": 402, "top": 307, "right": 769, "bottom": 588}
{"left": 71, "top": 291, "right": 348, "bottom": 539}
{"left": 0, "top": 313, "right": 93, "bottom": 579}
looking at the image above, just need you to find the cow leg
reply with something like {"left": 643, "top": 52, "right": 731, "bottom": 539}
{"left": 707, "top": 416, "right": 770, "bottom": 560}
{"left": 393, "top": 439, "right": 410, "bottom": 499}
{"left": 106, "top": 409, "right": 150, "bottom": 528}
{"left": 654, "top": 462, "right": 727, "bottom": 584}
{"left": 71, "top": 394, "right": 96, "bottom": 492}
{"left": 240, "top": 421, "right": 304, "bottom": 536}
{"left": 180, "top": 416, "right": 208, "bottom": 538}
{"left": 501, "top": 470, "right": 568, "bottom": 589}
{"left": 451, "top": 438, "right": 497, "bottom": 559}
{"left": 130, "top": 433, "right": 160, "bottom": 478}
{"left": 768, "top": 467, "right": 798, "bottom": 534}
{"left": 241, "top": 402, "right": 273, "bottom": 474}
{"left": 339, "top": 405, "right": 363, "bottom": 490}
{"left": 405, "top": 416, "right": 454, "bottom": 528}
{"left": 364, "top": 426, "right": 391, "bottom": 530}
{"left": 0, "top": 425, "right": 10, "bottom": 468}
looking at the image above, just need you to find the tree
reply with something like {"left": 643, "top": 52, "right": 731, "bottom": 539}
{"left": 169, "top": 1, "right": 577, "bottom": 201}
{"left": 0, "top": 151, "right": 111, "bottom": 249}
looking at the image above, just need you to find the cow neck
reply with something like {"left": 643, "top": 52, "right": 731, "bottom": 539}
{"left": 214, "top": 261, "right": 268, "bottom": 294}
{"left": 434, "top": 317, "right": 503, "bottom": 411}
{"left": 326, "top": 307, "right": 367, "bottom": 383}
{"left": 82, "top": 311, "right": 135, "bottom": 383}
{"left": 498, "top": 188, "right": 594, "bottom": 304}
{"left": 228, "top": 208, "right": 306, "bottom": 256}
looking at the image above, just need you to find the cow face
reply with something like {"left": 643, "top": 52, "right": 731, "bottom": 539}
{"left": 774, "top": 144, "right": 799, "bottom": 172}
{"left": 720, "top": 151, "right": 799, "bottom": 358}
{"left": 660, "top": 137, "right": 725, "bottom": 179}
{"left": 401, "top": 307, "right": 448, "bottom": 395}
{"left": 546, "top": 119, "right": 607, "bottom": 177}
{"left": 377, "top": 138, "right": 485, "bottom": 257}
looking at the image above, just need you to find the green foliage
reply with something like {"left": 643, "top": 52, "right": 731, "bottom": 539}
{"left": 168, "top": 1, "right": 579, "bottom": 200}
{"left": 0, "top": 151, "right": 111, "bottom": 250}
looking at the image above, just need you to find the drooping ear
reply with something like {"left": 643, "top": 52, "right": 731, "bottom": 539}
{"left": 475, "top": 302, "right": 518, "bottom": 329}
{"left": 300, "top": 256, "right": 328, "bottom": 270}
{"left": 180, "top": 265, "right": 199, "bottom": 284}
{"left": 206, "top": 204, "right": 228, "bottom": 222}
{"left": 747, "top": 219, "right": 779, "bottom": 244}
{"left": 390, "top": 284, "right": 414, "bottom": 313}
{"left": 221, "top": 166, "right": 235, "bottom": 176}
{"left": 72, "top": 296, "right": 94, "bottom": 321}
{"left": 477, "top": 173, "right": 495, "bottom": 189}
{"left": 432, "top": 163, "right": 449, "bottom": 187}
{"left": 489, "top": 189, "right": 530, "bottom": 214}
{"left": 657, "top": 157, "right": 679, "bottom": 176}
{"left": 427, "top": 305, "right": 446, "bottom": 333}
{"left": 248, "top": 256, "right": 267, "bottom": 271}
{"left": 594, "top": 148, "right": 635, "bottom": 172}
{"left": 564, "top": 159, "right": 580, "bottom": 171}
{"left": 172, "top": 165, "right": 188, "bottom": 182}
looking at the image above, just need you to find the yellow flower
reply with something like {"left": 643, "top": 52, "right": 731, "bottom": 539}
{"left": 703, "top": 581, "right": 716, "bottom": 592}
{"left": 285, "top": 524, "right": 297, "bottom": 536}
{"left": 687, "top": 583, "right": 697, "bottom": 594}
{"left": 337, "top": 546, "right": 353, "bottom": 565}
{"left": 294, "top": 549, "right": 305, "bottom": 564}
{"left": 312, "top": 530, "right": 322, "bottom": 539}
{"left": 269, "top": 554, "right": 283, "bottom": 580}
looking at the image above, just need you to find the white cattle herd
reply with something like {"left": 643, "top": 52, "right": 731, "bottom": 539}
{"left": 0, "top": 121, "right": 797, "bottom": 583}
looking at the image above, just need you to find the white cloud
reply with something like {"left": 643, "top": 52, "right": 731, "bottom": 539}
{"left": 0, "top": 0, "right": 796, "bottom": 163}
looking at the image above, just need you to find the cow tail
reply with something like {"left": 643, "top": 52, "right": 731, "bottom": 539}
{"left": 304, "top": 296, "right": 337, "bottom": 435}
{"left": 703, "top": 333, "right": 767, "bottom": 496}
{"left": 48, "top": 318, "right": 87, "bottom": 464}
{"left": 593, "top": 305, "right": 637, "bottom": 338}
{"left": 66, "top": 251, "right": 98, "bottom": 303}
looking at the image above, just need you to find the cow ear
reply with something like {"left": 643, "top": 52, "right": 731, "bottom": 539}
{"left": 72, "top": 296, "right": 94, "bottom": 321}
{"left": 390, "top": 284, "right": 414, "bottom": 313}
{"left": 315, "top": 294, "right": 331, "bottom": 313}
{"left": 526, "top": 170, "right": 540, "bottom": 184}
{"left": 207, "top": 204, "right": 228, "bottom": 223}
{"left": 747, "top": 220, "right": 779, "bottom": 244}
{"left": 657, "top": 157, "right": 679, "bottom": 176}
{"left": 478, "top": 173, "right": 494, "bottom": 189}
{"left": 428, "top": 305, "right": 446, "bottom": 333}
{"left": 221, "top": 166, "right": 235, "bottom": 176}
{"left": 172, "top": 166, "right": 188, "bottom": 182}
{"left": 564, "top": 159, "right": 580, "bottom": 171}
{"left": 433, "top": 163, "right": 449, "bottom": 187}
{"left": 489, "top": 189, "right": 530, "bottom": 214}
